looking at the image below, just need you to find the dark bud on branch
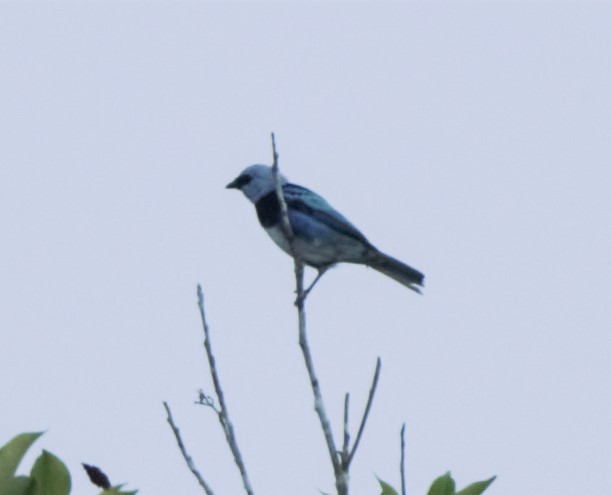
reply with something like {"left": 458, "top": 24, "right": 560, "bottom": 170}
{"left": 82, "top": 463, "right": 111, "bottom": 489}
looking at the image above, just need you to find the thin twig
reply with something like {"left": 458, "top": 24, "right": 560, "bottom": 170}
{"left": 197, "top": 285, "right": 255, "bottom": 495}
{"left": 346, "top": 357, "right": 382, "bottom": 467}
{"left": 195, "top": 389, "right": 221, "bottom": 414}
{"left": 269, "top": 133, "right": 347, "bottom": 495}
{"left": 400, "top": 423, "right": 406, "bottom": 495}
{"left": 342, "top": 393, "right": 350, "bottom": 464}
{"left": 163, "top": 401, "right": 215, "bottom": 495}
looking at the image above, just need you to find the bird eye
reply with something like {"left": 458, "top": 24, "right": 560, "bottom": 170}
{"left": 235, "top": 175, "right": 252, "bottom": 187}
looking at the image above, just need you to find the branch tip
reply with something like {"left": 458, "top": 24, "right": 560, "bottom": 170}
{"left": 164, "top": 401, "right": 215, "bottom": 495}
{"left": 346, "top": 357, "right": 382, "bottom": 467}
{"left": 400, "top": 422, "right": 407, "bottom": 495}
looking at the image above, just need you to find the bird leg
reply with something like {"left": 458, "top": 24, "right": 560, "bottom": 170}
{"left": 295, "top": 266, "right": 329, "bottom": 305}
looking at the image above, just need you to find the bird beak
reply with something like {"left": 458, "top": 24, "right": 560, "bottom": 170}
{"left": 226, "top": 178, "right": 240, "bottom": 189}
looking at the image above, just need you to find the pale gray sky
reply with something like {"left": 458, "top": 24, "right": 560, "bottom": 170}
{"left": 1, "top": 2, "right": 610, "bottom": 495}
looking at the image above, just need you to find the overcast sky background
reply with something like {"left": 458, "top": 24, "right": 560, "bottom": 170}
{"left": 1, "top": 2, "right": 610, "bottom": 495}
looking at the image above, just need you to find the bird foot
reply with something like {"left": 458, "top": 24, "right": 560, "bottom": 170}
{"left": 293, "top": 267, "right": 329, "bottom": 306}
{"left": 294, "top": 287, "right": 312, "bottom": 307}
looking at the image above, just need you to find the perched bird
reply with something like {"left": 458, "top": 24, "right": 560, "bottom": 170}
{"left": 227, "top": 164, "right": 424, "bottom": 294}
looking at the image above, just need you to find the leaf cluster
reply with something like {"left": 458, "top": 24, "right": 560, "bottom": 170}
{"left": 378, "top": 471, "right": 496, "bottom": 495}
{"left": 0, "top": 432, "right": 136, "bottom": 495}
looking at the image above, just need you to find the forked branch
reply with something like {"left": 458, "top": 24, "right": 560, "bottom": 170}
{"left": 164, "top": 286, "right": 255, "bottom": 495}
{"left": 270, "top": 133, "right": 384, "bottom": 495}
{"left": 345, "top": 357, "right": 382, "bottom": 468}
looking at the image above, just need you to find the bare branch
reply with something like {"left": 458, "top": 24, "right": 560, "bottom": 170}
{"left": 197, "top": 285, "right": 255, "bottom": 495}
{"left": 342, "top": 393, "right": 351, "bottom": 466}
{"left": 269, "top": 133, "right": 347, "bottom": 495}
{"left": 270, "top": 132, "right": 295, "bottom": 244}
{"left": 346, "top": 357, "right": 382, "bottom": 467}
{"left": 163, "top": 401, "right": 215, "bottom": 495}
{"left": 400, "top": 423, "right": 407, "bottom": 495}
{"left": 296, "top": 267, "right": 346, "bottom": 495}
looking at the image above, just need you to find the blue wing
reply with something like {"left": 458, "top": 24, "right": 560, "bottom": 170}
{"left": 283, "top": 184, "right": 371, "bottom": 245}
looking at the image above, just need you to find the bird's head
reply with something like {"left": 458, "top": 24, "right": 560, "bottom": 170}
{"left": 226, "top": 164, "right": 287, "bottom": 203}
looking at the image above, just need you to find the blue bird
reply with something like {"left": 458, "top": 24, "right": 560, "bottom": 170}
{"left": 227, "top": 164, "right": 424, "bottom": 294}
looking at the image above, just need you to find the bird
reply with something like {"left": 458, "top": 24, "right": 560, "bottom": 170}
{"left": 227, "top": 164, "right": 424, "bottom": 295}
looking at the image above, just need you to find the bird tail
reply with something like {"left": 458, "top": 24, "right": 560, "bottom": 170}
{"left": 367, "top": 251, "right": 424, "bottom": 294}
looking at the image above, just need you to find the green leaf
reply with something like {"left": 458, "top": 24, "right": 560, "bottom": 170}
{"left": 30, "top": 450, "right": 71, "bottom": 495}
{"left": 427, "top": 472, "right": 456, "bottom": 495}
{"left": 2, "top": 476, "right": 34, "bottom": 495}
{"left": 377, "top": 478, "right": 400, "bottom": 495}
{"left": 0, "top": 432, "right": 44, "bottom": 486}
{"left": 455, "top": 476, "right": 496, "bottom": 495}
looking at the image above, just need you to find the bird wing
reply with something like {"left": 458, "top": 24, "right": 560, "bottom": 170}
{"left": 282, "top": 184, "right": 372, "bottom": 245}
